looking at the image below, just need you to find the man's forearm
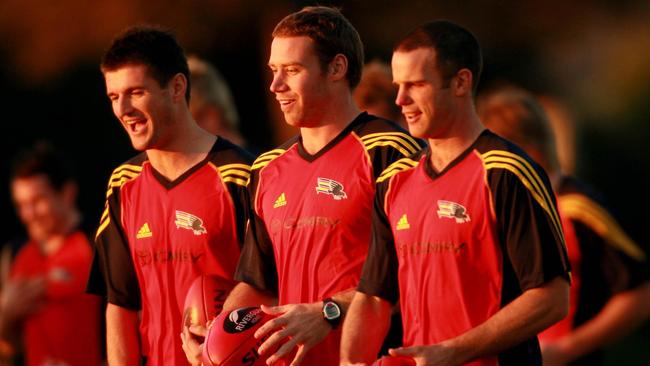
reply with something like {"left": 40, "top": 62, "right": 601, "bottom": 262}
{"left": 340, "top": 291, "right": 392, "bottom": 365}
{"left": 446, "top": 276, "right": 569, "bottom": 363}
{"left": 223, "top": 281, "right": 277, "bottom": 312}
{"left": 106, "top": 303, "right": 141, "bottom": 366}
{"left": 554, "top": 281, "right": 650, "bottom": 360}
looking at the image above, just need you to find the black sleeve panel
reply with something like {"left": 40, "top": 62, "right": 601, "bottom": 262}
{"left": 357, "top": 179, "right": 400, "bottom": 304}
{"left": 575, "top": 219, "right": 648, "bottom": 296}
{"left": 233, "top": 168, "right": 279, "bottom": 295}
{"left": 489, "top": 168, "right": 571, "bottom": 292}
{"left": 210, "top": 137, "right": 256, "bottom": 248}
{"left": 226, "top": 182, "right": 251, "bottom": 249}
{"left": 86, "top": 188, "right": 142, "bottom": 310}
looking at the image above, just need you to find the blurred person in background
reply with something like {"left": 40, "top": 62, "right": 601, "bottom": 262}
{"left": 354, "top": 60, "right": 405, "bottom": 127}
{"left": 187, "top": 55, "right": 248, "bottom": 148}
{"left": 0, "top": 141, "right": 102, "bottom": 366}
{"left": 477, "top": 85, "right": 650, "bottom": 366}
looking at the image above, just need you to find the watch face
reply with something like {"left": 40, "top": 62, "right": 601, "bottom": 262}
{"left": 323, "top": 302, "right": 341, "bottom": 320}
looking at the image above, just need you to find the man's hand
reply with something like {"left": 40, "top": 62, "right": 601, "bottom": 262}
{"left": 389, "top": 343, "right": 460, "bottom": 366}
{"left": 1, "top": 277, "right": 45, "bottom": 321}
{"left": 181, "top": 324, "right": 208, "bottom": 366}
{"left": 255, "top": 303, "right": 331, "bottom": 366}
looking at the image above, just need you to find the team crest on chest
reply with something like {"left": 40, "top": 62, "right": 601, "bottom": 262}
{"left": 175, "top": 210, "right": 207, "bottom": 235}
{"left": 315, "top": 177, "right": 348, "bottom": 200}
{"left": 436, "top": 200, "right": 471, "bottom": 223}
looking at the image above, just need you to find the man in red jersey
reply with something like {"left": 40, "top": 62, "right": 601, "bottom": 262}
{"left": 478, "top": 86, "right": 650, "bottom": 366}
{"left": 86, "top": 26, "right": 253, "bottom": 365}
{"left": 341, "top": 21, "right": 571, "bottom": 366}
{"left": 0, "top": 142, "right": 102, "bottom": 366}
{"left": 181, "top": 6, "right": 421, "bottom": 366}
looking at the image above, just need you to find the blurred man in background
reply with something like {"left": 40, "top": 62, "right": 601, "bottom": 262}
{"left": 478, "top": 86, "right": 650, "bottom": 366}
{"left": 0, "top": 141, "right": 102, "bottom": 366}
{"left": 354, "top": 60, "right": 404, "bottom": 127}
{"left": 188, "top": 55, "right": 248, "bottom": 148}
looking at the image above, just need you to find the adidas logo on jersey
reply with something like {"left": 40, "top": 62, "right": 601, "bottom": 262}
{"left": 274, "top": 193, "right": 287, "bottom": 208}
{"left": 437, "top": 200, "right": 471, "bottom": 223}
{"left": 137, "top": 223, "right": 153, "bottom": 238}
{"left": 396, "top": 214, "right": 410, "bottom": 230}
{"left": 175, "top": 211, "right": 207, "bottom": 235}
{"left": 315, "top": 177, "right": 347, "bottom": 200}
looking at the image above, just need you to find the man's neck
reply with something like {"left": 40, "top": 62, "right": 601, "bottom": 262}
{"left": 299, "top": 96, "right": 360, "bottom": 155}
{"left": 427, "top": 110, "right": 484, "bottom": 173}
{"left": 147, "top": 116, "right": 217, "bottom": 181}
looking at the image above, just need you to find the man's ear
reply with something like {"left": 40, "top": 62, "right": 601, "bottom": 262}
{"left": 328, "top": 54, "right": 349, "bottom": 82}
{"left": 453, "top": 68, "right": 473, "bottom": 97}
{"left": 170, "top": 73, "right": 188, "bottom": 101}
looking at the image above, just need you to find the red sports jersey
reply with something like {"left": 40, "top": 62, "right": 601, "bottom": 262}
{"left": 539, "top": 176, "right": 648, "bottom": 365}
{"left": 359, "top": 130, "right": 570, "bottom": 366}
{"left": 236, "top": 113, "right": 422, "bottom": 366}
{"left": 11, "top": 231, "right": 102, "bottom": 366}
{"left": 87, "top": 138, "right": 253, "bottom": 366}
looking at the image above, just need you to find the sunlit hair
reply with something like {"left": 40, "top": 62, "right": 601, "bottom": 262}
{"left": 101, "top": 25, "right": 191, "bottom": 102}
{"left": 10, "top": 141, "right": 75, "bottom": 191}
{"left": 272, "top": 6, "right": 364, "bottom": 89}
{"left": 394, "top": 20, "right": 482, "bottom": 93}
{"left": 477, "top": 85, "right": 560, "bottom": 172}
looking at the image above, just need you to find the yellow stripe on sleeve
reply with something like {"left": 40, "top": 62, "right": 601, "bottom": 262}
{"left": 560, "top": 194, "right": 646, "bottom": 261}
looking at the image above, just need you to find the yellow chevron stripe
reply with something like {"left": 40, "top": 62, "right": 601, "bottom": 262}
{"left": 95, "top": 205, "right": 110, "bottom": 239}
{"left": 252, "top": 149, "right": 286, "bottom": 170}
{"left": 361, "top": 132, "right": 420, "bottom": 148}
{"left": 217, "top": 163, "right": 251, "bottom": 172}
{"left": 377, "top": 158, "right": 419, "bottom": 183}
{"left": 221, "top": 170, "right": 251, "bottom": 180}
{"left": 111, "top": 164, "right": 143, "bottom": 173}
{"left": 482, "top": 151, "right": 564, "bottom": 244}
{"left": 109, "top": 169, "right": 139, "bottom": 183}
{"left": 222, "top": 176, "right": 248, "bottom": 186}
{"left": 362, "top": 135, "right": 420, "bottom": 156}
{"left": 379, "top": 159, "right": 419, "bottom": 178}
{"left": 559, "top": 194, "right": 646, "bottom": 261}
{"left": 98, "top": 164, "right": 142, "bottom": 238}
{"left": 364, "top": 140, "right": 415, "bottom": 157}
{"left": 256, "top": 149, "right": 285, "bottom": 161}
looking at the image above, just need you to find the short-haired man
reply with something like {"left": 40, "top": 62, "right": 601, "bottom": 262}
{"left": 86, "top": 26, "right": 253, "bottom": 365}
{"left": 183, "top": 6, "right": 422, "bottom": 366}
{"left": 341, "top": 21, "right": 571, "bottom": 365}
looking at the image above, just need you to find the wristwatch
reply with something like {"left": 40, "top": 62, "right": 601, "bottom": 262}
{"left": 322, "top": 298, "right": 342, "bottom": 329}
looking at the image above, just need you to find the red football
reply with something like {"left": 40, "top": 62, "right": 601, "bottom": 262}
{"left": 202, "top": 306, "right": 275, "bottom": 366}
{"left": 372, "top": 355, "right": 416, "bottom": 366}
{"left": 182, "top": 275, "right": 236, "bottom": 332}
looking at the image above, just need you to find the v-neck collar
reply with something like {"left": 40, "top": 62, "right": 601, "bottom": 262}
{"left": 148, "top": 138, "right": 222, "bottom": 190}
{"left": 422, "top": 129, "right": 488, "bottom": 180}
{"left": 296, "top": 112, "right": 371, "bottom": 162}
